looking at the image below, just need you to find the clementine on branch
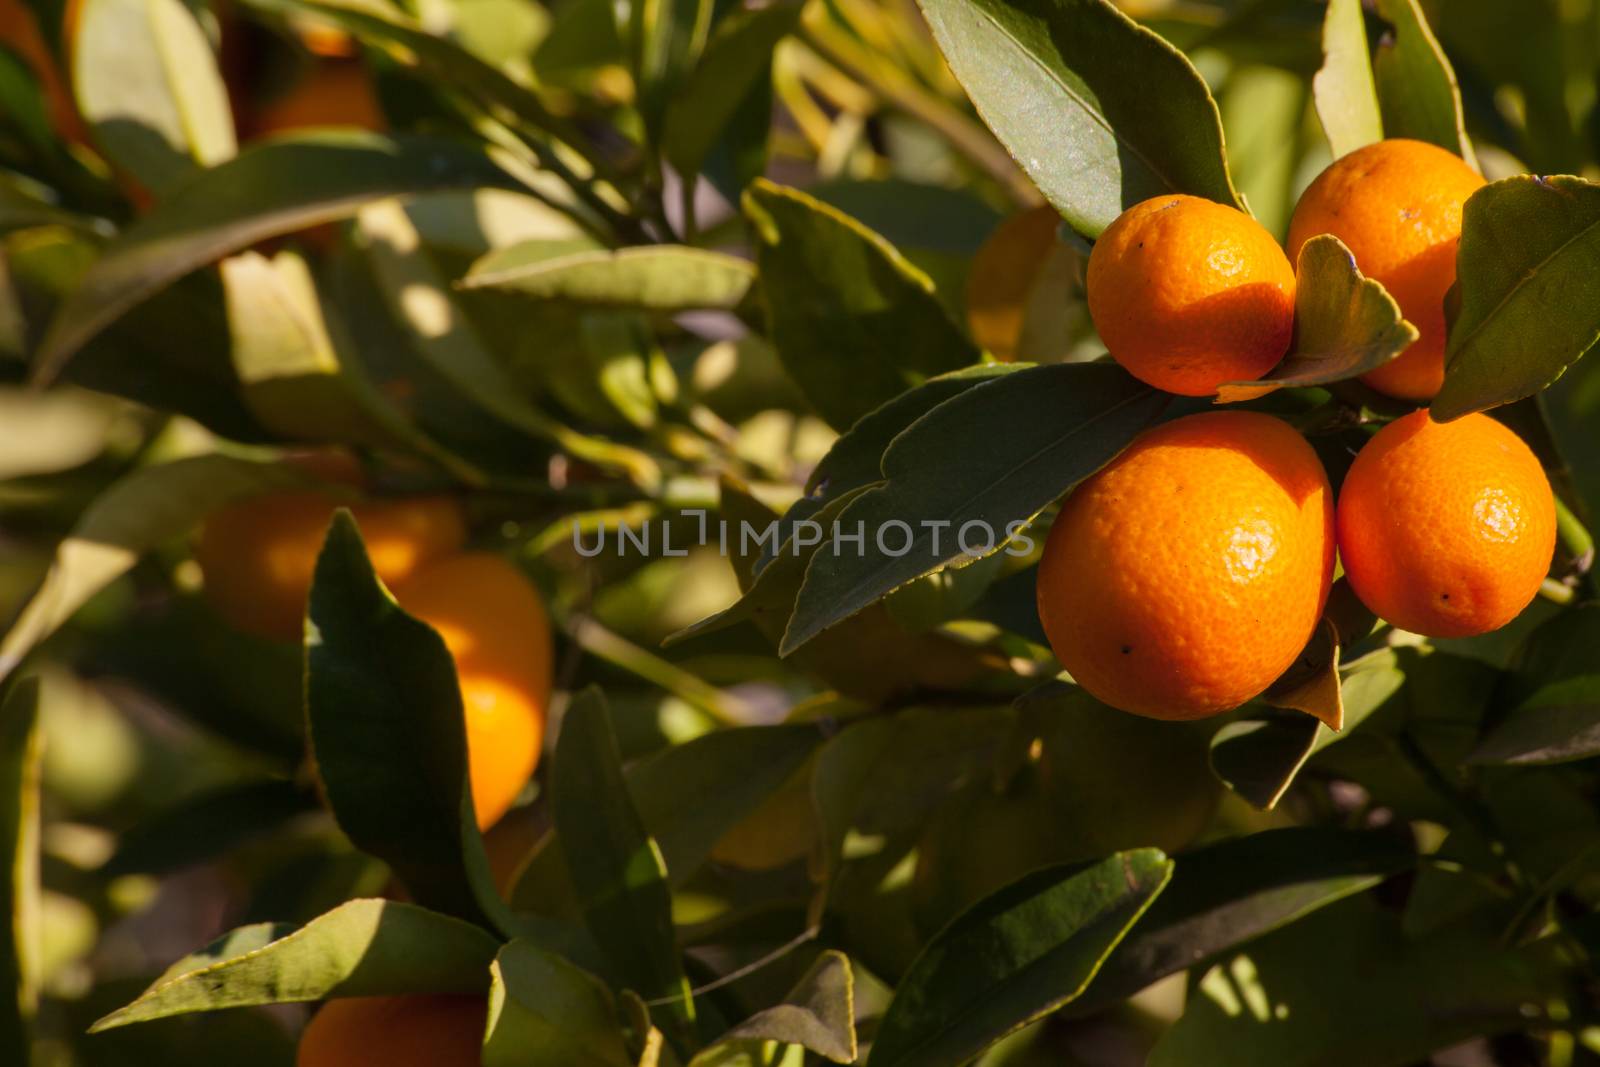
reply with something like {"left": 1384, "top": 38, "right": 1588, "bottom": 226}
{"left": 1086, "top": 194, "right": 1295, "bottom": 396}
{"left": 195, "top": 470, "right": 465, "bottom": 642}
{"left": 392, "top": 553, "right": 553, "bottom": 830}
{"left": 1287, "top": 138, "right": 1485, "bottom": 399}
{"left": 297, "top": 995, "right": 486, "bottom": 1067}
{"left": 1036, "top": 412, "right": 1334, "bottom": 720}
{"left": 1336, "top": 410, "right": 1555, "bottom": 638}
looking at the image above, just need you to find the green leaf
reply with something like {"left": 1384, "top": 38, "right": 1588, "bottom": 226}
{"left": 306, "top": 511, "right": 511, "bottom": 934}
{"left": 743, "top": 179, "right": 980, "bottom": 430}
{"left": 483, "top": 940, "right": 633, "bottom": 1067}
{"left": 462, "top": 245, "right": 755, "bottom": 311}
{"left": 914, "top": 0, "right": 1240, "bottom": 238}
{"left": 690, "top": 951, "right": 856, "bottom": 1066}
{"left": 1071, "top": 828, "right": 1415, "bottom": 1014}
{"left": 620, "top": 0, "right": 712, "bottom": 143}
{"left": 1208, "top": 650, "right": 1405, "bottom": 809}
{"left": 1311, "top": 0, "right": 1383, "bottom": 158}
{"left": 1467, "top": 705, "right": 1600, "bottom": 766}
{"left": 866, "top": 850, "right": 1173, "bottom": 1067}
{"left": 354, "top": 200, "right": 660, "bottom": 487}
{"left": 0, "top": 680, "right": 41, "bottom": 1062}
{"left": 661, "top": 2, "right": 800, "bottom": 189}
{"left": 0, "top": 455, "right": 304, "bottom": 686}
{"left": 1371, "top": 0, "right": 1475, "bottom": 167}
{"left": 221, "top": 251, "right": 469, "bottom": 477}
{"left": 553, "top": 688, "right": 694, "bottom": 1029}
{"left": 1216, "top": 236, "right": 1417, "bottom": 403}
{"left": 72, "top": 0, "right": 236, "bottom": 193}
{"left": 1149, "top": 898, "right": 1561, "bottom": 1067}
{"left": 1433, "top": 175, "right": 1600, "bottom": 420}
{"left": 90, "top": 899, "right": 501, "bottom": 1031}
{"left": 104, "top": 779, "right": 315, "bottom": 877}
{"left": 32, "top": 132, "right": 519, "bottom": 384}
{"left": 782, "top": 362, "right": 1165, "bottom": 654}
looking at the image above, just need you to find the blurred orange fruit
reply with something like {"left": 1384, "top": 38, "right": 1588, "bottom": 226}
{"left": 250, "top": 59, "right": 385, "bottom": 138}
{"left": 1287, "top": 138, "right": 1484, "bottom": 399}
{"left": 1036, "top": 411, "right": 1334, "bottom": 719}
{"left": 1337, "top": 410, "right": 1555, "bottom": 638}
{"left": 392, "top": 553, "right": 553, "bottom": 830}
{"left": 195, "top": 468, "right": 465, "bottom": 642}
{"left": 1086, "top": 194, "right": 1295, "bottom": 396}
{"left": 297, "top": 995, "right": 485, "bottom": 1067}
{"left": 965, "top": 204, "right": 1063, "bottom": 362}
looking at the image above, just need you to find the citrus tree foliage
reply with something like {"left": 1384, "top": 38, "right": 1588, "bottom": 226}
{"left": 1, "top": 0, "right": 1599, "bottom": 1065}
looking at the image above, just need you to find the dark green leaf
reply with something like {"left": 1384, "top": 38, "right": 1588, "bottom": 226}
{"left": 621, "top": 0, "right": 711, "bottom": 143}
{"left": 662, "top": 3, "right": 800, "bottom": 188}
{"left": 743, "top": 179, "right": 980, "bottom": 430}
{"left": 91, "top": 899, "right": 501, "bottom": 1031}
{"left": 553, "top": 688, "right": 694, "bottom": 1028}
{"left": 104, "top": 779, "right": 315, "bottom": 876}
{"left": 306, "top": 511, "right": 511, "bottom": 934}
{"left": 867, "top": 850, "right": 1173, "bottom": 1067}
{"left": 1149, "top": 898, "right": 1561, "bottom": 1066}
{"left": 691, "top": 950, "right": 856, "bottom": 1065}
{"left": 915, "top": 0, "right": 1240, "bottom": 238}
{"left": 0, "top": 456, "right": 304, "bottom": 686}
{"left": 1371, "top": 0, "right": 1475, "bottom": 166}
{"left": 483, "top": 940, "right": 632, "bottom": 1067}
{"left": 1072, "top": 828, "right": 1414, "bottom": 1013}
{"left": 462, "top": 245, "right": 755, "bottom": 310}
{"left": 1311, "top": 0, "right": 1383, "bottom": 158}
{"left": 1217, "top": 235, "right": 1416, "bottom": 403}
{"left": 0, "top": 680, "right": 41, "bottom": 1062}
{"left": 73, "top": 0, "right": 236, "bottom": 193}
{"left": 1434, "top": 175, "right": 1600, "bottom": 420}
{"left": 782, "top": 362, "right": 1165, "bottom": 654}
{"left": 1467, "top": 705, "right": 1600, "bottom": 766}
{"left": 32, "top": 131, "right": 519, "bottom": 383}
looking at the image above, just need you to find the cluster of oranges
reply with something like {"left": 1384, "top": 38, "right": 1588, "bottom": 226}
{"left": 193, "top": 452, "right": 553, "bottom": 832}
{"left": 1035, "top": 139, "right": 1558, "bottom": 721}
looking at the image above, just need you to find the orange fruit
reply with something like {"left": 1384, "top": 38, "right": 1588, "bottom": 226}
{"left": 195, "top": 474, "right": 466, "bottom": 642}
{"left": 1086, "top": 195, "right": 1295, "bottom": 396}
{"left": 298, "top": 995, "right": 485, "bottom": 1067}
{"left": 392, "top": 553, "right": 553, "bottom": 830}
{"left": 250, "top": 59, "right": 385, "bottom": 138}
{"left": 1336, "top": 410, "right": 1555, "bottom": 638}
{"left": 1036, "top": 411, "right": 1334, "bottom": 719}
{"left": 965, "top": 204, "right": 1063, "bottom": 362}
{"left": 1287, "top": 139, "right": 1485, "bottom": 399}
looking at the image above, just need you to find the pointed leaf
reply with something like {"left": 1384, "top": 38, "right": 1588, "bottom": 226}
{"left": 1434, "top": 175, "right": 1600, "bottom": 420}
{"left": 866, "top": 850, "right": 1173, "bottom": 1067}
{"left": 553, "top": 689, "right": 693, "bottom": 1028}
{"left": 1071, "top": 828, "right": 1414, "bottom": 1014}
{"left": 91, "top": 899, "right": 501, "bottom": 1031}
{"left": 0, "top": 680, "right": 41, "bottom": 1061}
{"left": 0, "top": 456, "right": 304, "bottom": 685}
{"left": 306, "top": 511, "right": 511, "bottom": 933}
{"left": 782, "top": 362, "right": 1165, "bottom": 654}
{"left": 462, "top": 245, "right": 755, "bottom": 311}
{"left": 72, "top": 0, "right": 236, "bottom": 193}
{"left": 1311, "top": 0, "right": 1383, "bottom": 158}
{"left": 1258, "top": 619, "right": 1343, "bottom": 730}
{"left": 483, "top": 940, "right": 633, "bottom": 1067}
{"left": 1217, "top": 235, "right": 1416, "bottom": 403}
{"left": 1371, "top": 0, "right": 1475, "bottom": 167}
{"left": 32, "top": 132, "right": 520, "bottom": 383}
{"left": 743, "top": 179, "right": 980, "bottom": 430}
{"left": 691, "top": 951, "right": 856, "bottom": 1065}
{"left": 1466, "top": 705, "right": 1600, "bottom": 766}
{"left": 915, "top": 0, "right": 1240, "bottom": 238}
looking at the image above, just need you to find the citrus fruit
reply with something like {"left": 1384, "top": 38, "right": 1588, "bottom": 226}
{"left": 965, "top": 204, "right": 1066, "bottom": 362}
{"left": 250, "top": 59, "right": 385, "bottom": 138}
{"left": 392, "top": 553, "right": 553, "bottom": 830}
{"left": 195, "top": 474, "right": 466, "bottom": 642}
{"left": 1336, "top": 410, "right": 1555, "bottom": 638}
{"left": 1086, "top": 194, "right": 1295, "bottom": 396}
{"left": 297, "top": 995, "right": 485, "bottom": 1067}
{"left": 1036, "top": 411, "right": 1334, "bottom": 719}
{"left": 1287, "top": 138, "right": 1485, "bottom": 399}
